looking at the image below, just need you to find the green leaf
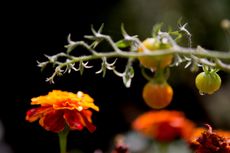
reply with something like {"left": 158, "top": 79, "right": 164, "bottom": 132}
{"left": 152, "top": 23, "right": 163, "bottom": 37}
{"left": 121, "top": 23, "right": 128, "bottom": 37}
{"left": 116, "top": 40, "right": 131, "bottom": 48}
{"left": 169, "top": 31, "right": 182, "bottom": 42}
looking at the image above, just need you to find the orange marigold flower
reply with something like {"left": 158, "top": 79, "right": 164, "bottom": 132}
{"left": 189, "top": 124, "right": 230, "bottom": 153}
{"left": 132, "top": 110, "right": 195, "bottom": 142}
{"left": 26, "top": 90, "right": 99, "bottom": 133}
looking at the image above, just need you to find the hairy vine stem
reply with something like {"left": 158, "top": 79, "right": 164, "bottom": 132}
{"left": 44, "top": 46, "right": 230, "bottom": 71}
{"left": 38, "top": 24, "right": 230, "bottom": 86}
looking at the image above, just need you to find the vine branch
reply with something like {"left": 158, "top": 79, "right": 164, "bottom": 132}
{"left": 38, "top": 24, "right": 230, "bottom": 86}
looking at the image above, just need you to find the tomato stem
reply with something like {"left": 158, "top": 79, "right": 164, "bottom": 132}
{"left": 202, "top": 65, "right": 210, "bottom": 74}
{"left": 141, "top": 67, "right": 154, "bottom": 81}
{"left": 154, "top": 68, "right": 167, "bottom": 84}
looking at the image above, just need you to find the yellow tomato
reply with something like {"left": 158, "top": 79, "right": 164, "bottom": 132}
{"left": 138, "top": 38, "right": 173, "bottom": 70}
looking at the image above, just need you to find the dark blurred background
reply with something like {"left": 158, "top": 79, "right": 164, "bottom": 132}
{"left": 2, "top": 0, "right": 230, "bottom": 153}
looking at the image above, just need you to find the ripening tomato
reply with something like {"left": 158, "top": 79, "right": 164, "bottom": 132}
{"left": 142, "top": 81, "right": 173, "bottom": 109}
{"left": 195, "top": 71, "right": 221, "bottom": 95}
{"left": 138, "top": 38, "right": 173, "bottom": 70}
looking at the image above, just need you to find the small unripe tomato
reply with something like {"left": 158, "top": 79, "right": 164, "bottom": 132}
{"left": 142, "top": 81, "right": 173, "bottom": 109}
{"left": 138, "top": 38, "right": 173, "bottom": 70}
{"left": 195, "top": 71, "right": 221, "bottom": 95}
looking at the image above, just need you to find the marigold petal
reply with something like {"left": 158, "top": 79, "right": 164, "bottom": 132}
{"left": 132, "top": 110, "right": 195, "bottom": 142}
{"left": 77, "top": 92, "right": 99, "bottom": 111}
{"left": 82, "top": 103, "right": 99, "bottom": 112}
{"left": 64, "top": 110, "right": 84, "bottom": 131}
{"left": 80, "top": 110, "right": 96, "bottom": 133}
{"left": 181, "top": 119, "right": 196, "bottom": 141}
{"left": 30, "top": 90, "right": 99, "bottom": 111}
{"left": 39, "top": 110, "right": 65, "bottom": 133}
{"left": 215, "top": 130, "right": 230, "bottom": 139}
{"left": 82, "top": 110, "right": 93, "bottom": 122}
{"left": 26, "top": 106, "right": 52, "bottom": 122}
{"left": 53, "top": 100, "right": 80, "bottom": 110}
{"left": 31, "top": 90, "right": 70, "bottom": 105}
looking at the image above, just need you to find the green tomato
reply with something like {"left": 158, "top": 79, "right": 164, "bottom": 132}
{"left": 195, "top": 71, "right": 221, "bottom": 95}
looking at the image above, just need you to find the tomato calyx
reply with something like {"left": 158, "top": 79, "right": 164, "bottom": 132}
{"left": 202, "top": 65, "right": 219, "bottom": 74}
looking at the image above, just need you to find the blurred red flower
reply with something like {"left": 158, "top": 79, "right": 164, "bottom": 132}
{"left": 189, "top": 125, "right": 230, "bottom": 153}
{"left": 132, "top": 110, "right": 195, "bottom": 142}
{"left": 190, "top": 127, "right": 230, "bottom": 143}
{"left": 26, "top": 90, "right": 99, "bottom": 133}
